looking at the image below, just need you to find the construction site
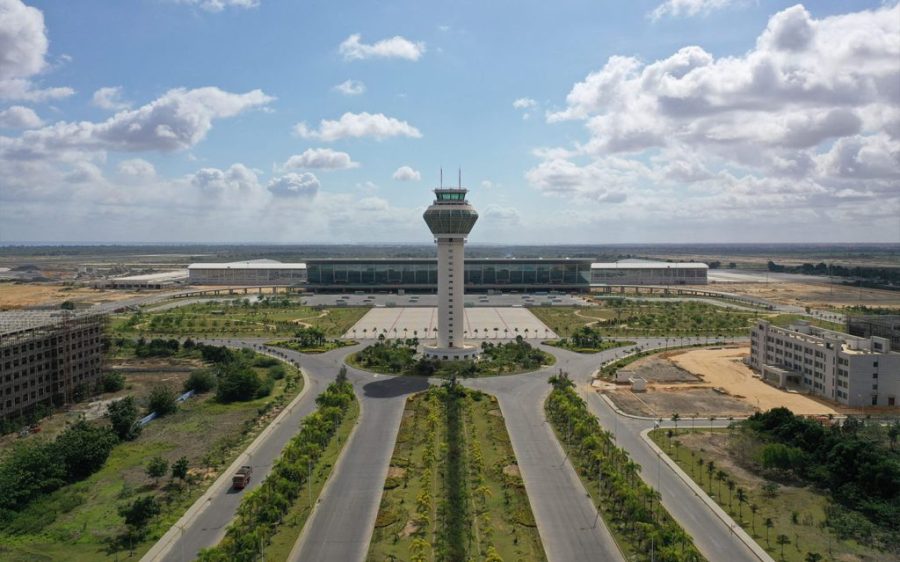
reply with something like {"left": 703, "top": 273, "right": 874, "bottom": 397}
{"left": 0, "top": 311, "right": 106, "bottom": 421}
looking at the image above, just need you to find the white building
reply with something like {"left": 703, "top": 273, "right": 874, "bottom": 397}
{"left": 591, "top": 262, "right": 708, "bottom": 285}
{"left": 749, "top": 320, "right": 900, "bottom": 407}
{"left": 106, "top": 270, "right": 188, "bottom": 289}
{"left": 188, "top": 260, "right": 307, "bottom": 286}
{"left": 422, "top": 186, "right": 479, "bottom": 360}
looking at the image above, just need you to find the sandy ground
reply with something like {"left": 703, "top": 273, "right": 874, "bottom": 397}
{"left": 0, "top": 283, "right": 146, "bottom": 310}
{"left": 670, "top": 347, "right": 837, "bottom": 415}
{"left": 344, "top": 306, "right": 556, "bottom": 339}
{"left": 718, "top": 281, "right": 900, "bottom": 310}
{"left": 608, "top": 387, "right": 755, "bottom": 417}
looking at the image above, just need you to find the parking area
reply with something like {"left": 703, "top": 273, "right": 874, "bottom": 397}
{"left": 344, "top": 306, "right": 557, "bottom": 340}
{"left": 302, "top": 292, "right": 589, "bottom": 308}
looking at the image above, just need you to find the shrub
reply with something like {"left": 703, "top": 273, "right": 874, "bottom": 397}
{"left": 107, "top": 396, "right": 141, "bottom": 441}
{"left": 118, "top": 495, "right": 160, "bottom": 533}
{"left": 147, "top": 385, "right": 178, "bottom": 417}
{"left": 216, "top": 365, "right": 262, "bottom": 403}
{"left": 267, "top": 364, "right": 287, "bottom": 380}
{"left": 101, "top": 371, "right": 126, "bottom": 393}
{"left": 146, "top": 456, "right": 168, "bottom": 483}
{"left": 54, "top": 421, "right": 118, "bottom": 482}
{"left": 184, "top": 369, "right": 217, "bottom": 394}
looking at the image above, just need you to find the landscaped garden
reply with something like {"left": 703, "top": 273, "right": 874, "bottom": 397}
{"left": 348, "top": 337, "right": 554, "bottom": 378}
{"left": 0, "top": 342, "right": 303, "bottom": 562}
{"left": 268, "top": 325, "right": 356, "bottom": 353}
{"left": 544, "top": 325, "right": 635, "bottom": 353}
{"left": 651, "top": 409, "right": 900, "bottom": 562}
{"left": 367, "top": 386, "right": 544, "bottom": 561}
{"left": 546, "top": 373, "right": 706, "bottom": 562}
{"left": 111, "top": 297, "right": 368, "bottom": 338}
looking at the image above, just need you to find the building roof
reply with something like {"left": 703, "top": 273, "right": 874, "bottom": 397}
{"left": 113, "top": 270, "right": 189, "bottom": 282}
{"left": 591, "top": 262, "right": 708, "bottom": 269}
{"left": 0, "top": 310, "right": 100, "bottom": 337}
{"left": 188, "top": 261, "right": 307, "bottom": 270}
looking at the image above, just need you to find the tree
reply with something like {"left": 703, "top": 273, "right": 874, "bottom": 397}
{"left": 148, "top": 384, "right": 178, "bottom": 416}
{"left": 184, "top": 369, "right": 217, "bottom": 393}
{"left": 172, "top": 456, "right": 189, "bottom": 482}
{"left": 750, "top": 503, "right": 759, "bottom": 535}
{"left": 216, "top": 364, "right": 262, "bottom": 403}
{"left": 118, "top": 495, "right": 160, "bottom": 535}
{"left": 736, "top": 487, "right": 747, "bottom": 520}
{"left": 101, "top": 371, "right": 126, "bottom": 393}
{"left": 671, "top": 413, "right": 680, "bottom": 432}
{"left": 336, "top": 365, "right": 348, "bottom": 385}
{"left": 776, "top": 534, "right": 791, "bottom": 560}
{"left": 805, "top": 553, "right": 823, "bottom": 562}
{"left": 54, "top": 421, "right": 118, "bottom": 481}
{"left": 146, "top": 456, "right": 169, "bottom": 485}
{"left": 107, "top": 396, "right": 142, "bottom": 441}
{"left": 765, "top": 518, "right": 774, "bottom": 547}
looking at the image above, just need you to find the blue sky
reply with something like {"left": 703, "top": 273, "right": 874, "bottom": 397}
{"left": 0, "top": 0, "right": 898, "bottom": 244}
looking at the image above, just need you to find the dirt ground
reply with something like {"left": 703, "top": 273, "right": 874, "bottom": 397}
{"left": 608, "top": 387, "right": 755, "bottom": 417}
{"left": 0, "top": 283, "right": 145, "bottom": 310}
{"left": 720, "top": 281, "right": 900, "bottom": 310}
{"left": 620, "top": 354, "right": 699, "bottom": 382}
{"left": 670, "top": 347, "right": 838, "bottom": 415}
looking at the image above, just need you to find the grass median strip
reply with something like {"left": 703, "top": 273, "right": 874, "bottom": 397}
{"left": 546, "top": 373, "right": 706, "bottom": 562}
{"left": 367, "top": 386, "right": 545, "bottom": 561}
{"left": 197, "top": 374, "right": 357, "bottom": 562}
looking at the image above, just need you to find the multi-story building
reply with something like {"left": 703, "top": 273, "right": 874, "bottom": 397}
{"left": 0, "top": 312, "right": 106, "bottom": 420}
{"left": 749, "top": 320, "right": 899, "bottom": 407}
{"left": 847, "top": 315, "right": 900, "bottom": 351}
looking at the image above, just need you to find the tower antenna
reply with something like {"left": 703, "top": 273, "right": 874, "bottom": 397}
{"left": 440, "top": 167, "right": 443, "bottom": 188}
{"left": 458, "top": 167, "right": 461, "bottom": 188}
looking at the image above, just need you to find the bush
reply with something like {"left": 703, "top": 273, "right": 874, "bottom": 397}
{"left": 184, "top": 369, "right": 217, "bottom": 394}
{"left": 267, "top": 364, "right": 287, "bottom": 380}
{"left": 146, "top": 456, "right": 168, "bottom": 482}
{"left": 54, "top": 421, "right": 118, "bottom": 482}
{"left": 252, "top": 356, "right": 279, "bottom": 368}
{"left": 118, "top": 495, "right": 160, "bottom": 532}
{"left": 147, "top": 385, "right": 178, "bottom": 417}
{"left": 107, "top": 396, "right": 141, "bottom": 441}
{"left": 101, "top": 371, "right": 126, "bottom": 393}
{"left": 216, "top": 365, "right": 262, "bottom": 403}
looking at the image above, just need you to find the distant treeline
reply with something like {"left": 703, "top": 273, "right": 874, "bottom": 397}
{"left": 767, "top": 261, "right": 900, "bottom": 286}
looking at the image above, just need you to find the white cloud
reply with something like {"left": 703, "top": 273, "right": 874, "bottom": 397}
{"left": 267, "top": 172, "right": 319, "bottom": 198}
{"left": 294, "top": 112, "right": 422, "bottom": 142}
{"left": 339, "top": 34, "right": 426, "bottom": 61}
{"left": 392, "top": 165, "right": 421, "bottom": 181}
{"left": 0, "top": 0, "right": 73, "bottom": 101}
{"left": 117, "top": 158, "right": 156, "bottom": 179}
{"left": 176, "top": 0, "right": 260, "bottom": 12}
{"left": 513, "top": 98, "right": 537, "bottom": 110}
{"left": 283, "top": 148, "right": 359, "bottom": 170}
{"left": 649, "top": 0, "right": 735, "bottom": 21}
{"left": 6, "top": 86, "right": 273, "bottom": 157}
{"left": 92, "top": 86, "right": 131, "bottom": 111}
{"left": 0, "top": 105, "right": 42, "bottom": 128}
{"left": 334, "top": 79, "right": 366, "bottom": 96}
{"left": 482, "top": 205, "right": 521, "bottom": 225}
{"left": 480, "top": 180, "right": 495, "bottom": 190}
{"left": 191, "top": 163, "right": 261, "bottom": 193}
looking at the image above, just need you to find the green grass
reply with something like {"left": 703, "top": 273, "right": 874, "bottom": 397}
{"left": 649, "top": 429, "right": 892, "bottom": 562}
{"left": 0, "top": 361, "right": 304, "bottom": 562}
{"left": 767, "top": 314, "right": 845, "bottom": 333}
{"left": 366, "top": 389, "right": 545, "bottom": 562}
{"left": 267, "top": 339, "right": 357, "bottom": 354}
{"left": 263, "top": 399, "right": 360, "bottom": 561}
{"left": 111, "top": 301, "right": 368, "bottom": 338}
{"left": 530, "top": 301, "right": 763, "bottom": 338}
{"left": 544, "top": 339, "right": 636, "bottom": 354}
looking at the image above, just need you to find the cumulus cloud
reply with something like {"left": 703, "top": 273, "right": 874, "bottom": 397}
{"left": 0, "top": 105, "right": 42, "bottom": 128}
{"left": 283, "top": 148, "right": 359, "bottom": 170}
{"left": 92, "top": 86, "right": 131, "bottom": 111}
{"left": 0, "top": 0, "right": 73, "bottom": 101}
{"left": 339, "top": 34, "right": 426, "bottom": 61}
{"left": 528, "top": 3, "right": 900, "bottom": 239}
{"left": 267, "top": 172, "right": 319, "bottom": 198}
{"left": 649, "top": 0, "right": 734, "bottom": 21}
{"left": 293, "top": 112, "right": 422, "bottom": 142}
{"left": 190, "top": 163, "right": 261, "bottom": 192}
{"left": 392, "top": 165, "right": 421, "bottom": 181}
{"left": 334, "top": 79, "right": 366, "bottom": 96}
{"left": 176, "top": 0, "right": 260, "bottom": 12}
{"left": 513, "top": 98, "right": 537, "bottom": 110}
{"left": 6, "top": 86, "right": 273, "bottom": 157}
{"left": 482, "top": 205, "right": 521, "bottom": 225}
{"left": 117, "top": 158, "right": 156, "bottom": 179}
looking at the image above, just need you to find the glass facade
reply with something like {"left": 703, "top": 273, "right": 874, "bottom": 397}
{"left": 306, "top": 259, "right": 592, "bottom": 290}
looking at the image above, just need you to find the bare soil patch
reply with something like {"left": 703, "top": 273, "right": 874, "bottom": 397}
{"left": 502, "top": 464, "right": 521, "bottom": 478}
{"left": 607, "top": 387, "right": 755, "bottom": 417}
{"left": 620, "top": 355, "right": 698, "bottom": 383}
{"left": 399, "top": 520, "right": 420, "bottom": 538}
{"left": 0, "top": 283, "right": 145, "bottom": 310}
{"left": 721, "top": 281, "right": 900, "bottom": 310}
{"left": 387, "top": 466, "right": 407, "bottom": 479}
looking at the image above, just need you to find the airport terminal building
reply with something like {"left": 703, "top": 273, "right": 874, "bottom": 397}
{"left": 186, "top": 259, "right": 708, "bottom": 290}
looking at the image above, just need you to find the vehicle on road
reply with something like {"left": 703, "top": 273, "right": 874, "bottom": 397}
{"left": 232, "top": 466, "right": 253, "bottom": 490}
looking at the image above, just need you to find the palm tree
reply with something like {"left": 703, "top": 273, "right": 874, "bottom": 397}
{"left": 671, "top": 413, "right": 680, "bottom": 433}
{"left": 715, "top": 469, "right": 727, "bottom": 498}
{"left": 726, "top": 479, "right": 736, "bottom": 510}
{"left": 736, "top": 487, "right": 747, "bottom": 521}
{"left": 776, "top": 534, "right": 791, "bottom": 560}
{"left": 764, "top": 518, "right": 774, "bottom": 547}
{"left": 750, "top": 503, "right": 759, "bottom": 535}
{"left": 706, "top": 461, "right": 715, "bottom": 491}
{"left": 709, "top": 415, "right": 716, "bottom": 433}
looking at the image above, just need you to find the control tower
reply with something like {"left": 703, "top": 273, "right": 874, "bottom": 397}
{"left": 423, "top": 179, "right": 479, "bottom": 360}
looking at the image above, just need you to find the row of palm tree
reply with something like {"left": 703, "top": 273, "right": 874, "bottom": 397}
{"left": 197, "top": 376, "right": 356, "bottom": 562}
{"left": 546, "top": 373, "right": 704, "bottom": 562}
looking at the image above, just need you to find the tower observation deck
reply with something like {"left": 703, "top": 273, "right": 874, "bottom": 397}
{"left": 423, "top": 185, "right": 479, "bottom": 360}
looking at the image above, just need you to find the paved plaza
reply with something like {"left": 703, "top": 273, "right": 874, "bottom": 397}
{"left": 344, "top": 306, "right": 557, "bottom": 340}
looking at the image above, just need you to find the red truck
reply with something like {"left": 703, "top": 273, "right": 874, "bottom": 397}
{"left": 232, "top": 465, "right": 253, "bottom": 490}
